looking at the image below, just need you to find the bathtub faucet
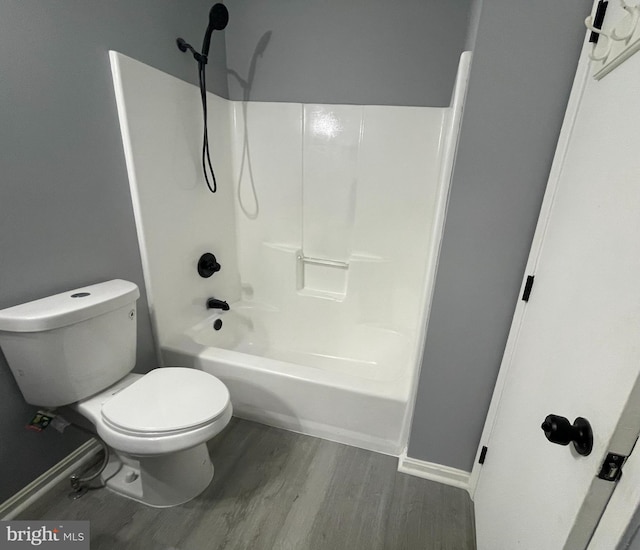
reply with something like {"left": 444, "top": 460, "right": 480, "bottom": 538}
{"left": 206, "top": 297, "right": 229, "bottom": 311}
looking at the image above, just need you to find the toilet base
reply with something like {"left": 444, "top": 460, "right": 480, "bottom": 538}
{"left": 101, "top": 443, "right": 214, "bottom": 507}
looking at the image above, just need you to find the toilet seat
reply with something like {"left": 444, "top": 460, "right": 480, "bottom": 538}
{"left": 78, "top": 367, "right": 233, "bottom": 456}
{"left": 101, "top": 367, "right": 229, "bottom": 436}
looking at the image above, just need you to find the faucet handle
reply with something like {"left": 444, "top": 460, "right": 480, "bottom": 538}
{"left": 198, "top": 253, "right": 221, "bottom": 278}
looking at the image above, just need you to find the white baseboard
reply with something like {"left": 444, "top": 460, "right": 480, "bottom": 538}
{"left": 397, "top": 451, "right": 471, "bottom": 493}
{"left": 0, "top": 439, "right": 102, "bottom": 520}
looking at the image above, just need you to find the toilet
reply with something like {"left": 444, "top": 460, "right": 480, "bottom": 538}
{"left": 0, "top": 279, "right": 232, "bottom": 507}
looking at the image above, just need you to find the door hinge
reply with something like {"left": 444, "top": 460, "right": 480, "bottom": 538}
{"left": 597, "top": 452, "right": 627, "bottom": 482}
{"left": 478, "top": 446, "right": 488, "bottom": 465}
{"left": 522, "top": 275, "right": 535, "bottom": 302}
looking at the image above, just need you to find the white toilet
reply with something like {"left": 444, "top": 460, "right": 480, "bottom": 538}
{"left": 0, "top": 279, "right": 232, "bottom": 507}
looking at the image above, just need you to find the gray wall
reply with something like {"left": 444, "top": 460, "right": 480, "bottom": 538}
{"left": 618, "top": 503, "right": 640, "bottom": 549}
{"left": 407, "top": 0, "right": 592, "bottom": 471}
{"left": 0, "top": 0, "right": 227, "bottom": 503}
{"left": 626, "top": 531, "right": 640, "bottom": 550}
{"left": 224, "top": 0, "right": 472, "bottom": 106}
{"left": 464, "top": 0, "right": 484, "bottom": 51}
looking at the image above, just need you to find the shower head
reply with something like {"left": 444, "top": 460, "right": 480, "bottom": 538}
{"left": 176, "top": 3, "right": 228, "bottom": 65}
{"left": 209, "top": 3, "right": 229, "bottom": 31}
{"left": 175, "top": 2, "right": 228, "bottom": 194}
{"left": 202, "top": 3, "right": 229, "bottom": 59}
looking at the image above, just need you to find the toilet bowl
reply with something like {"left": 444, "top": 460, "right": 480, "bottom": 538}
{"left": 74, "top": 367, "right": 232, "bottom": 507}
{"left": 0, "top": 279, "right": 233, "bottom": 507}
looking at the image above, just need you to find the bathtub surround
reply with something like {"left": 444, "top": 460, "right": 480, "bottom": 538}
{"left": 111, "top": 52, "right": 470, "bottom": 455}
{"left": 110, "top": 54, "right": 241, "bottom": 346}
{"left": 230, "top": 101, "right": 444, "bottom": 332}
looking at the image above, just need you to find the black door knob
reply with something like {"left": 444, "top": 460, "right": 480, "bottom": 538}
{"left": 541, "top": 414, "right": 593, "bottom": 456}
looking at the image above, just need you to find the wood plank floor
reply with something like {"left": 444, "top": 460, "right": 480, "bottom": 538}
{"left": 19, "top": 419, "right": 476, "bottom": 549}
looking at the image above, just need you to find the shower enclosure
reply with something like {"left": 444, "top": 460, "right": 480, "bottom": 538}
{"left": 110, "top": 51, "right": 471, "bottom": 454}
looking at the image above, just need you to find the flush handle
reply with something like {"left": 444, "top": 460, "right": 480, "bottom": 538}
{"left": 541, "top": 414, "right": 593, "bottom": 456}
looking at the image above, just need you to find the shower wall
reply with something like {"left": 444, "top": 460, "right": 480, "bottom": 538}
{"left": 113, "top": 51, "right": 448, "bottom": 348}
{"left": 110, "top": 52, "right": 241, "bottom": 346}
{"left": 231, "top": 102, "right": 445, "bottom": 335}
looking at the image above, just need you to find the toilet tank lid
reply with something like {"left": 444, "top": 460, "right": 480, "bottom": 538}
{"left": 0, "top": 280, "right": 140, "bottom": 332}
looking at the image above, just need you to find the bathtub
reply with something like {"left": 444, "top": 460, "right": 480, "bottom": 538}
{"left": 162, "top": 302, "right": 414, "bottom": 455}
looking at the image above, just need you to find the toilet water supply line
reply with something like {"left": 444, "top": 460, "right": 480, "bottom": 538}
{"left": 28, "top": 410, "right": 110, "bottom": 498}
{"left": 66, "top": 422, "right": 110, "bottom": 498}
{"left": 176, "top": 4, "right": 230, "bottom": 194}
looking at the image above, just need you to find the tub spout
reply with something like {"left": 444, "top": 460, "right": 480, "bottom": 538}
{"left": 207, "top": 297, "right": 229, "bottom": 311}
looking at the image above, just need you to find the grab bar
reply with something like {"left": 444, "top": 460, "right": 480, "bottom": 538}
{"left": 297, "top": 255, "right": 349, "bottom": 269}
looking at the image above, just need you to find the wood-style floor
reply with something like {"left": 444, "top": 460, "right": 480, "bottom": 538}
{"left": 19, "top": 419, "right": 476, "bottom": 549}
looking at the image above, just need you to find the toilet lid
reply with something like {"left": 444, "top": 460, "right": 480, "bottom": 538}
{"left": 101, "top": 367, "right": 230, "bottom": 434}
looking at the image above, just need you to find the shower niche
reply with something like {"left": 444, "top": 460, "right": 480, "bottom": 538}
{"left": 296, "top": 253, "right": 349, "bottom": 299}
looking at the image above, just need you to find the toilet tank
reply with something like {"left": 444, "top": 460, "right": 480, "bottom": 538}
{"left": 0, "top": 280, "right": 140, "bottom": 407}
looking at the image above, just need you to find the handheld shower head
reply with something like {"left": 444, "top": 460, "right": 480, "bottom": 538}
{"left": 210, "top": 3, "right": 229, "bottom": 31}
{"left": 202, "top": 3, "right": 229, "bottom": 59}
{"left": 176, "top": 2, "right": 229, "bottom": 194}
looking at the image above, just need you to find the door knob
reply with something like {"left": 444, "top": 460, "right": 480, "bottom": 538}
{"left": 541, "top": 414, "right": 593, "bottom": 456}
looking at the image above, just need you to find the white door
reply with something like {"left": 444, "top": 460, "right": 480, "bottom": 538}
{"left": 473, "top": 4, "right": 640, "bottom": 549}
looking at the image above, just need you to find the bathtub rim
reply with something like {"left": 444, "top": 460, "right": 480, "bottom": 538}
{"left": 164, "top": 333, "right": 412, "bottom": 402}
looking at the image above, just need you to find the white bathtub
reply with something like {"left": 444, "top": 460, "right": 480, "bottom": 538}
{"left": 162, "top": 302, "right": 414, "bottom": 454}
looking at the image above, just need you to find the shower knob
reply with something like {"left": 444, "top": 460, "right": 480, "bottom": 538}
{"left": 197, "top": 253, "right": 221, "bottom": 278}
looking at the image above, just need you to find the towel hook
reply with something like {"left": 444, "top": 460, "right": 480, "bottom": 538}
{"left": 611, "top": 0, "right": 640, "bottom": 41}
{"left": 585, "top": 16, "right": 612, "bottom": 60}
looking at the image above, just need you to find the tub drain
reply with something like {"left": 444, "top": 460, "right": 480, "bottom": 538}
{"left": 213, "top": 319, "right": 223, "bottom": 331}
